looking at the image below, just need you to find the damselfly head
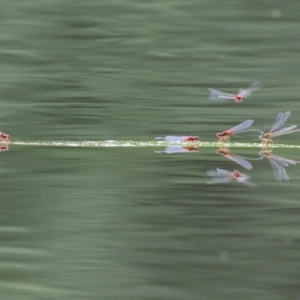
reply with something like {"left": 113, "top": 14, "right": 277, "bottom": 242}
{"left": 184, "top": 136, "right": 199, "bottom": 142}
{"left": 0, "top": 132, "right": 9, "bottom": 140}
{"left": 234, "top": 95, "right": 244, "bottom": 102}
{"left": 233, "top": 170, "right": 242, "bottom": 178}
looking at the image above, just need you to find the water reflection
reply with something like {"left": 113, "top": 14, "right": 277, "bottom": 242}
{"left": 155, "top": 136, "right": 199, "bottom": 142}
{"left": 155, "top": 145, "right": 198, "bottom": 154}
{"left": 155, "top": 141, "right": 300, "bottom": 183}
{"left": 260, "top": 150, "right": 300, "bottom": 181}
{"left": 216, "top": 147, "right": 254, "bottom": 170}
{"left": 212, "top": 148, "right": 300, "bottom": 183}
{"left": 0, "top": 144, "right": 9, "bottom": 152}
{"left": 212, "top": 147, "right": 300, "bottom": 183}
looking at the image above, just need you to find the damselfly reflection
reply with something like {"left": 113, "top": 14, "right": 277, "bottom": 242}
{"left": 259, "top": 111, "right": 300, "bottom": 145}
{"left": 155, "top": 136, "right": 199, "bottom": 142}
{"left": 208, "top": 81, "right": 262, "bottom": 103}
{"left": 155, "top": 145, "right": 198, "bottom": 154}
{"left": 259, "top": 150, "right": 300, "bottom": 181}
{"left": 206, "top": 168, "right": 256, "bottom": 187}
{"left": 216, "top": 147, "right": 253, "bottom": 170}
{"left": 0, "top": 145, "right": 9, "bottom": 152}
{"left": 217, "top": 119, "right": 254, "bottom": 143}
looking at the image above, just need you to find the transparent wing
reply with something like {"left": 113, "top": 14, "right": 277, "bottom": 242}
{"left": 272, "top": 126, "right": 300, "bottom": 137}
{"left": 242, "top": 181, "right": 257, "bottom": 187}
{"left": 227, "top": 119, "right": 254, "bottom": 133}
{"left": 270, "top": 111, "right": 291, "bottom": 133}
{"left": 246, "top": 81, "right": 262, "bottom": 92}
{"left": 269, "top": 155, "right": 289, "bottom": 167}
{"left": 269, "top": 154, "right": 299, "bottom": 166}
{"left": 240, "top": 180, "right": 257, "bottom": 187}
{"left": 227, "top": 155, "right": 253, "bottom": 170}
{"left": 155, "top": 145, "right": 198, "bottom": 154}
{"left": 268, "top": 157, "right": 289, "bottom": 181}
{"left": 208, "top": 88, "right": 235, "bottom": 101}
{"left": 238, "top": 88, "right": 252, "bottom": 98}
{"left": 206, "top": 177, "right": 231, "bottom": 184}
{"left": 207, "top": 168, "right": 232, "bottom": 177}
{"left": 284, "top": 157, "right": 300, "bottom": 164}
{"left": 249, "top": 81, "right": 262, "bottom": 90}
{"left": 218, "top": 152, "right": 253, "bottom": 170}
{"left": 238, "top": 81, "right": 262, "bottom": 97}
{"left": 273, "top": 155, "right": 299, "bottom": 165}
{"left": 155, "top": 136, "right": 189, "bottom": 142}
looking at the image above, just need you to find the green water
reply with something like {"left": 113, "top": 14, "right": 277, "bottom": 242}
{"left": 1, "top": 1, "right": 300, "bottom": 299}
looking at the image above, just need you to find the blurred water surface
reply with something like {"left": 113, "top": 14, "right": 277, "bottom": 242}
{"left": 1, "top": 1, "right": 300, "bottom": 299}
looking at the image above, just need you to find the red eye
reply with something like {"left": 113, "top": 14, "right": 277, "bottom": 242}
{"left": 234, "top": 96, "right": 244, "bottom": 102}
{"left": 0, "top": 133, "right": 9, "bottom": 139}
{"left": 233, "top": 170, "right": 242, "bottom": 178}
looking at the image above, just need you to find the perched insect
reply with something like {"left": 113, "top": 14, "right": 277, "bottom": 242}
{"left": 155, "top": 145, "right": 198, "bottom": 154}
{"left": 155, "top": 136, "right": 199, "bottom": 142}
{"left": 259, "top": 111, "right": 300, "bottom": 145}
{"left": 0, "top": 131, "right": 9, "bottom": 143}
{"left": 206, "top": 168, "right": 256, "bottom": 186}
{"left": 208, "top": 81, "right": 262, "bottom": 102}
{"left": 260, "top": 150, "right": 300, "bottom": 181}
{"left": 216, "top": 148, "right": 253, "bottom": 170}
{"left": 217, "top": 119, "right": 254, "bottom": 143}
